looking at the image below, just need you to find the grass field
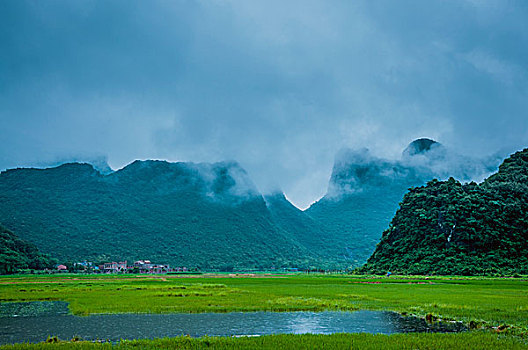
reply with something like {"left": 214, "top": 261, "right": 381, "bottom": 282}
{"left": 1, "top": 274, "right": 527, "bottom": 348}
{"left": 1, "top": 333, "right": 528, "bottom": 350}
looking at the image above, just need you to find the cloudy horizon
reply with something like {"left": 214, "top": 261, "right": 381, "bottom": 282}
{"left": 1, "top": 0, "right": 527, "bottom": 208}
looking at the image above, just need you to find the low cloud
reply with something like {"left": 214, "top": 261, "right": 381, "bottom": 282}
{"left": 1, "top": 1, "right": 527, "bottom": 209}
{"left": 326, "top": 140, "right": 503, "bottom": 200}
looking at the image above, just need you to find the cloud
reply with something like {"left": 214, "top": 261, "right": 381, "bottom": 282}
{"left": 461, "top": 50, "right": 526, "bottom": 86}
{"left": 326, "top": 140, "right": 503, "bottom": 200}
{"left": 1, "top": 0, "right": 528, "bottom": 209}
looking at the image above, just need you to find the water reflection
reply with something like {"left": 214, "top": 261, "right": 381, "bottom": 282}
{"left": 0, "top": 302, "right": 467, "bottom": 344}
{"left": 381, "top": 311, "right": 466, "bottom": 333}
{"left": 287, "top": 312, "right": 325, "bottom": 334}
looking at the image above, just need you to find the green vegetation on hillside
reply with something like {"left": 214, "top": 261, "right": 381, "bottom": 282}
{"left": 0, "top": 161, "right": 336, "bottom": 270}
{"left": 307, "top": 143, "right": 444, "bottom": 266}
{"left": 307, "top": 188, "right": 409, "bottom": 266}
{"left": 0, "top": 225, "right": 56, "bottom": 274}
{"left": 307, "top": 140, "right": 501, "bottom": 268}
{"left": 361, "top": 149, "right": 528, "bottom": 275}
{"left": 264, "top": 194, "right": 346, "bottom": 264}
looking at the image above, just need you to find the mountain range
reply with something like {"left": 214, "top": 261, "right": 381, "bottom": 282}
{"left": 0, "top": 139, "right": 504, "bottom": 270}
{"left": 306, "top": 138, "right": 501, "bottom": 265}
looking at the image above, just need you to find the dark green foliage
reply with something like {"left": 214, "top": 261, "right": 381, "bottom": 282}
{"left": 0, "top": 225, "right": 56, "bottom": 274}
{"left": 0, "top": 161, "right": 337, "bottom": 270}
{"left": 361, "top": 149, "right": 528, "bottom": 275}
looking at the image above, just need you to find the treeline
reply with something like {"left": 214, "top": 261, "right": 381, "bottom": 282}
{"left": 360, "top": 148, "right": 528, "bottom": 275}
{"left": 0, "top": 225, "right": 57, "bottom": 274}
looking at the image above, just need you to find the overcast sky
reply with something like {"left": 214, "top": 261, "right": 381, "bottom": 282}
{"left": 1, "top": 0, "right": 528, "bottom": 208}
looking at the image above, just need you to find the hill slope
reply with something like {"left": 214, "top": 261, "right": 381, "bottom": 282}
{"left": 0, "top": 160, "right": 339, "bottom": 270}
{"left": 360, "top": 148, "right": 528, "bottom": 275}
{"left": 0, "top": 224, "right": 56, "bottom": 274}
{"left": 264, "top": 193, "right": 351, "bottom": 263}
{"left": 306, "top": 139, "right": 501, "bottom": 266}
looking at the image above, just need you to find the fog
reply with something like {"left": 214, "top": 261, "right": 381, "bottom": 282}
{"left": 1, "top": 1, "right": 527, "bottom": 208}
{"left": 326, "top": 141, "right": 503, "bottom": 200}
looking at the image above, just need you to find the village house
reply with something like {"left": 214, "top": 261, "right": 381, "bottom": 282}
{"left": 133, "top": 260, "right": 152, "bottom": 270}
{"left": 94, "top": 259, "right": 181, "bottom": 274}
{"left": 151, "top": 264, "right": 169, "bottom": 274}
{"left": 99, "top": 261, "right": 127, "bottom": 273}
{"left": 132, "top": 260, "right": 172, "bottom": 274}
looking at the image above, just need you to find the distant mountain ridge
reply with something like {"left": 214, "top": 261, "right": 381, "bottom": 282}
{"left": 0, "top": 160, "right": 343, "bottom": 270}
{"left": 306, "top": 139, "right": 502, "bottom": 265}
{"left": 402, "top": 138, "right": 440, "bottom": 156}
{"left": 0, "top": 139, "right": 509, "bottom": 271}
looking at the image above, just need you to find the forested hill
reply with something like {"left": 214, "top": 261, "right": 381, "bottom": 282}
{"left": 0, "top": 160, "right": 345, "bottom": 270}
{"left": 0, "top": 225, "right": 56, "bottom": 274}
{"left": 360, "top": 148, "right": 528, "bottom": 275}
{"left": 306, "top": 139, "right": 500, "bottom": 265}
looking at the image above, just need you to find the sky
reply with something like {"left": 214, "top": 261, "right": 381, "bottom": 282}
{"left": 1, "top": 0, "right": 528, "bottom": 209}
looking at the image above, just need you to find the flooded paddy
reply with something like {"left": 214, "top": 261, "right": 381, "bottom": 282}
{"left": 0, "top": 302, "right": 466, "bottom": 344}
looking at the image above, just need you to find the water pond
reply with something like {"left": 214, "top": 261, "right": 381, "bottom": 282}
{"left": 0, "top": 302, "right": 466, "bottom": 344}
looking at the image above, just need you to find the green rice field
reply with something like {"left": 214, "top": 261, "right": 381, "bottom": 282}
{"left": 0, "top": 274, "right": 527, "bottom": 349}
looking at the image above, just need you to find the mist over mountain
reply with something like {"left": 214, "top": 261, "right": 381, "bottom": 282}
{"left": 0, "top": 138, "right": 512, "bottom": 270}
{"left": 361, "top": 148, "right": 528, "bottom": 275}
{"left": 326, "top": 138, "right": 501, "bottom": 199}
{"left": 28, "top": 156, "right": 114, "bottom": 175}
{"left": 402, "top": 138, "right": 440, "bottom": 157}
{"left": 3, "top": 1, "right": 528, "bottom": 211}
{"left": 0, "top": 160, "right": 345, "bottom": 270}
{"left": 307, "top": 138, "right": 503, "bottom": 265}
